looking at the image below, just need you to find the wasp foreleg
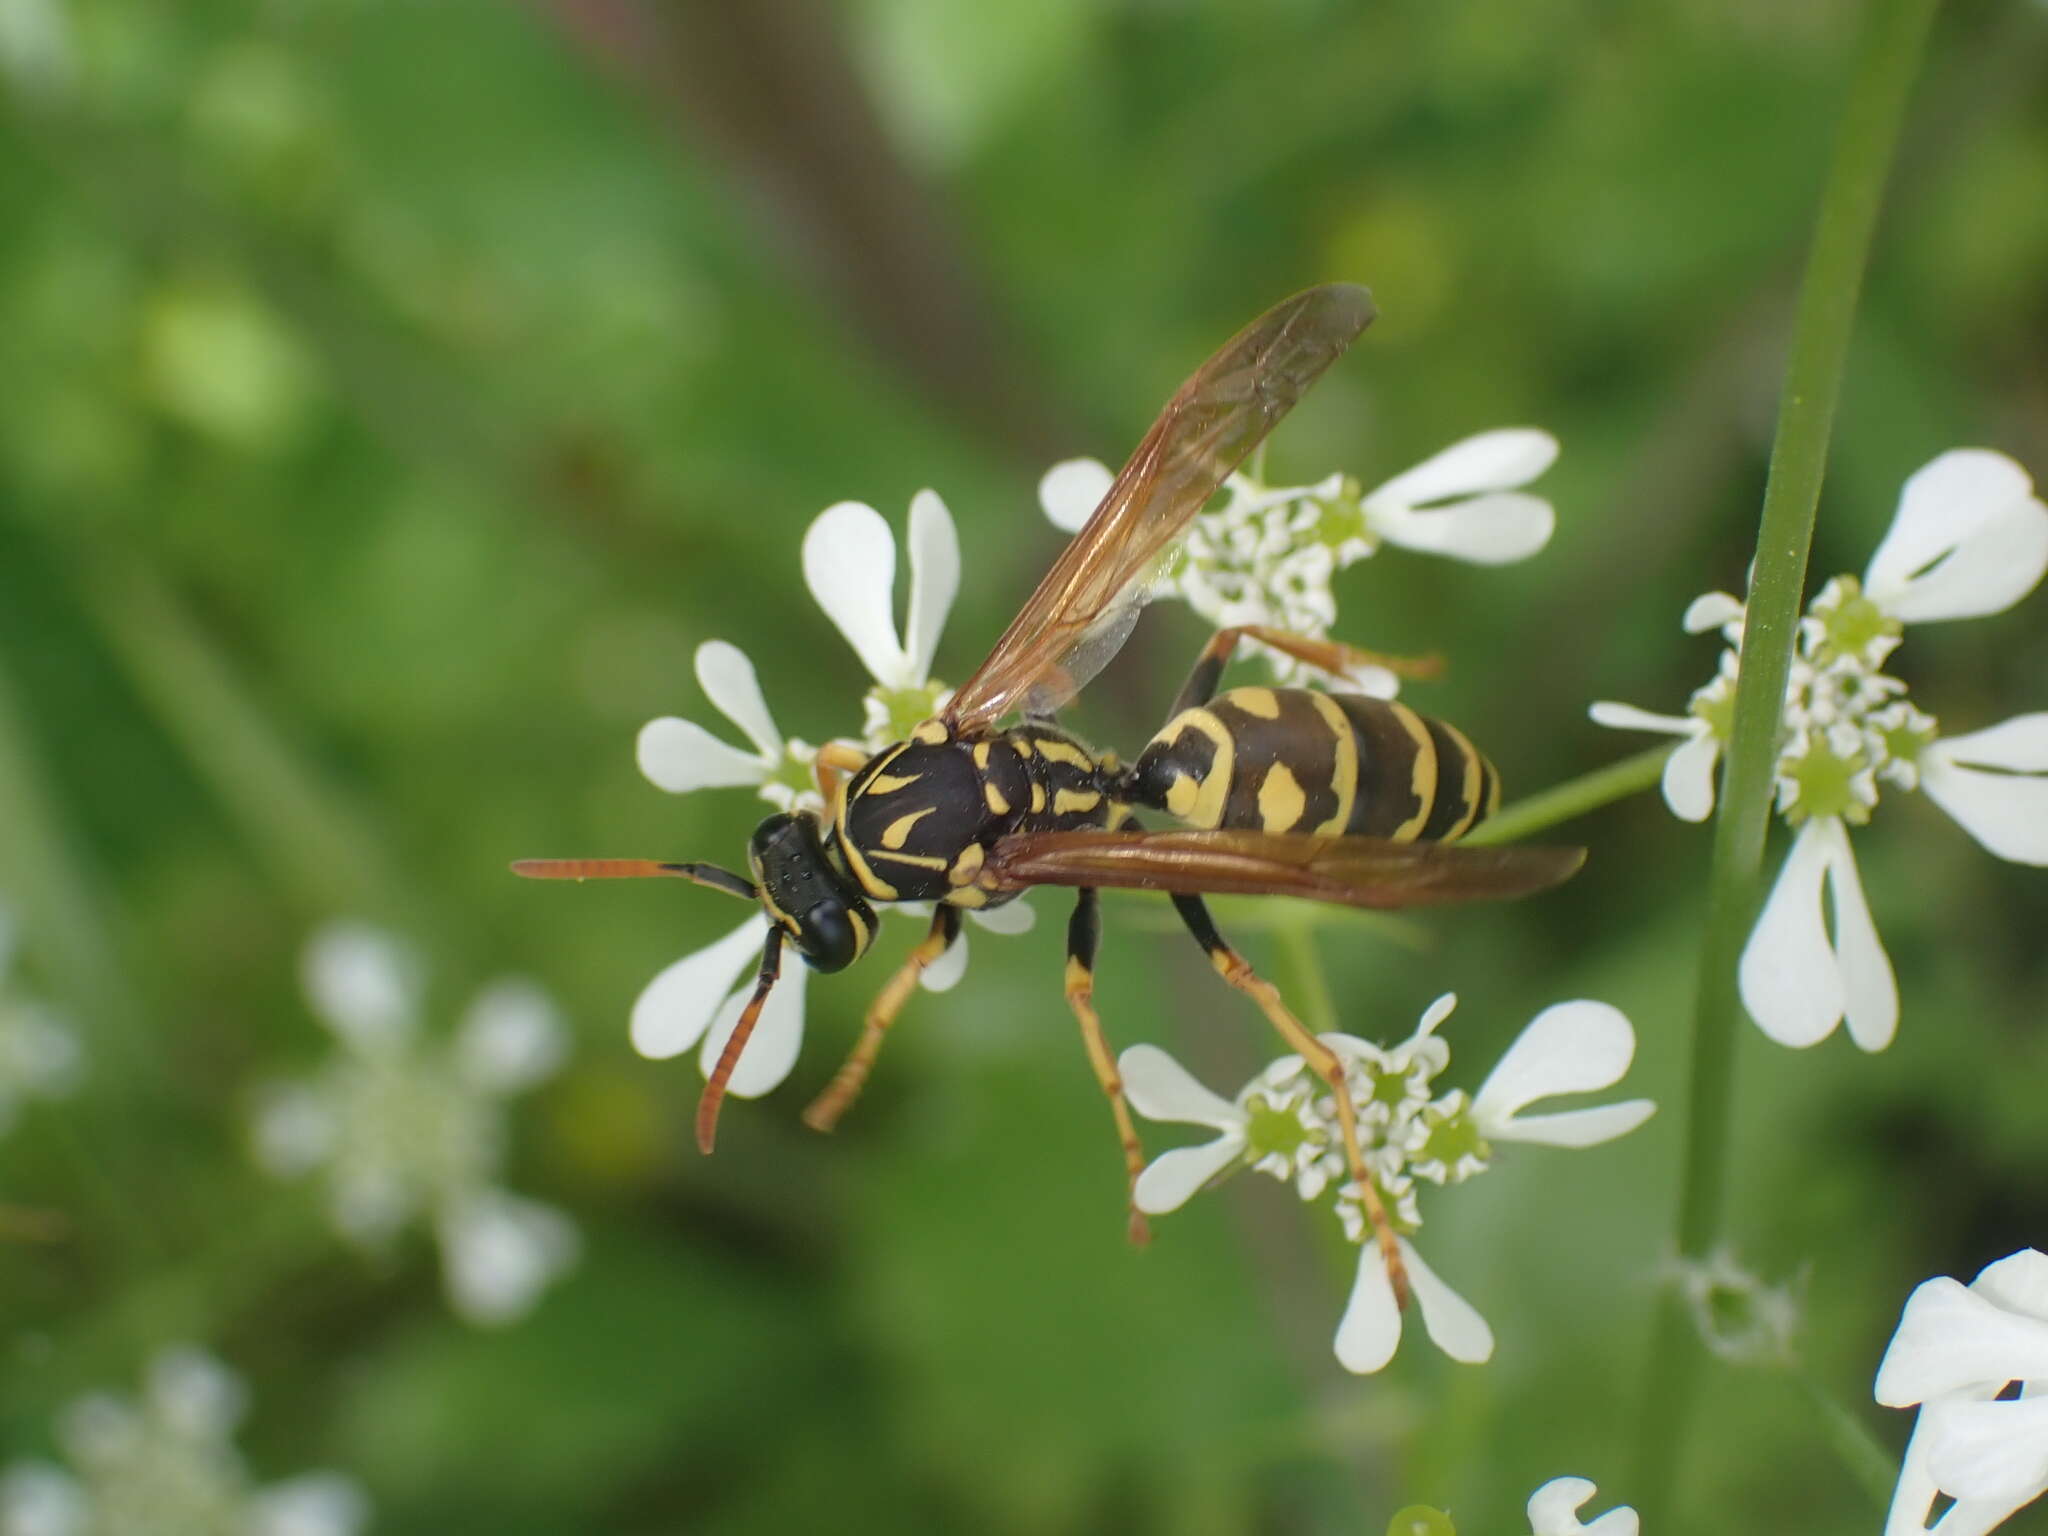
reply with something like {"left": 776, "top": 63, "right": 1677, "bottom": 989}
{"left": 1169, "top": 625, "right": 1443, "bottom": 715}
{"left": 802, "top": 906, "right": 962, "bottom": 1133}
{"left": 1167, "top": 892, "right": 1410, "bottom": 1309}
{"left": 1062, "top": 887, "right": 1151, "bottom": 1246}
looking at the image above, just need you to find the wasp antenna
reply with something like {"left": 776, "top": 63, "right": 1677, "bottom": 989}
{"left": 511, "top": 859, "right": 757, "bottom": 900}
{"left": 696, "top": 928, "right": 785, "bottom": 1154}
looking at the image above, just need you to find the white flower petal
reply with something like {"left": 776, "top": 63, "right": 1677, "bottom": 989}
{"left": 636, "top": 716, "right": 771, "bottom": 793}
{"left": 1368, "top": 428, "right": 1559, "bottom": 507}
{"left": 696, "top": 955, "right": 808, "bottom": 1097}
{"left": 1882, "top": 1406, "right": 2033, "bottom": 1536}
{"left": 437, "top": 1188, "right": 578, "bottom": 1326}
{"left": 694, "top": 640, "right": 784, "bottom": 761}
{"left": 1529, "top": 1476, "right": 1640, "bottom": 1536}
{"left": 1335, "top": 1240, "right": 1402, "bottom": 1374}
{"left": 918, "top": 928, "right": 969, "bottom": 993}
{"left": 1489, "top": 1100, "right": 1656, "bottom": 1148}
{"left": 1924, "top": 1394, "right": 2048, "bottom": 1504}
{"left": 1133, "top": 1134, "right": 1244, "bottom": 1214}
{"left": 0, "top": 1463, "right": 88, "bottom": 1536}
{"left": 250, "top": 1080, "right": 339, "bottom": 1177}
{"left": 1739, "top": 820, "right": 1847, "bottom": 1048}
{"left": 454, "top": 978, "right": 567, "bottom": 1095}
{"left": 1663, "top": 731, "right": 1721, "bottom": 822}
{"left": 1403, "top": 1237, "right": 1494, "bottom": 1363}
{"left": 1683, "top": 591, "right": 1745, "bottom": 633}
{"left": 902, "top": 490, "right": 960, "bottom": 685}
{"left": 1588, "top": 701, "right": 1699, "bottom": 737}
{"left": 1877, "top": 1277, "right": 2048, "bottom": 1406}
{"left": 149, "top": 1345, "right": 245, "bottom": 1438}
{"left": 1974, "top": 1249, "right": 2048, "bottom": 1322}
{"left": 1828, "top": 828, "right": 1898, "bottom": 1052}
{"left": 1471, "top": 1000, "right": 1638, "bottom": 1131}
{"left": 966, "top": 896, "right": 1036, "bottom": 936}
{"left": 629, "top": 917, "right": 766, "bottom": 1060}
{"left": 804, "top": 500, "right": 911, "bottom": 686}
{"left": 301, "top": 922, "right": 420, "bottom": 1052}
{"left": 248, "top": 1474, "right": 373, "bottom": 1536}
{"left": 1369, "top": 491, "right": 1554, "bottom": 564}
{"left": 1039, "top": 457, "right": 1115, "bottom": 533}
{"left": 1923, "top": 721, "right": 2048, "bottom": 866}
{"left": 1867, "top": 450, "right": 2048, "bottom": 622}
{"left": 1118, "top": 1043, "right": 1242, "bottom": 1130}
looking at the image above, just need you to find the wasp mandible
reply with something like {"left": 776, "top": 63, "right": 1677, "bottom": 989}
{"left": 517, "top": 285, "right": 1582, "bottom": 1296}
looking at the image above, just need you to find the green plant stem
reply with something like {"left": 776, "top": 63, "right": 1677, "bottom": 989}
{"left": 1793, "top": 1363, "right": 1900, "bottom": 1512}
{"left": 1276, "top": 919, "right": 1339, "bottom": 1036}
{"left": 1461, "top": 745, "right": 1672, "bottom": 846}
{"left": 1632, "top": 0, "right": 1940, "bottom": 1520}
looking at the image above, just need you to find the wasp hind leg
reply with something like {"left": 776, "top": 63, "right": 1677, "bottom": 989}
{"left": 1063, "top": 887, "right": 1150, "bottom": 1246}
{"left": 1168, "top": 625, "right": 1444, "bottom": 716}
{"left": 803, "top": 906, "right": 962, "bottom": 1133}
{"left": 1168, "top": 891, "right": 1410, "bottom": 1308}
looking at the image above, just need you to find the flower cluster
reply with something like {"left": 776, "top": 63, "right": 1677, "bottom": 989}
{"left": 251, "top": 922, "right": 579, "bottom": 1326}
{"left": 629, "top": 492, "right": 1033, "bottom": 1097}
{"left": 1041, "top": 429, "right": 1558, "bottom": 691}
{"left": 1593, "top": 450, "right": 2048, "bottom": 1050}
{"left": 0, "top": 1346, "right": 368, "bottom": 1536}
{"left": 0, "top": 908, "right": 82, "bottom": 1136}
{"left": 1876, "top": 1246, "right": 2048, "bottom": 1536}
{"left": 1120, "top": 994, "right": 1653, "bottom": 1373}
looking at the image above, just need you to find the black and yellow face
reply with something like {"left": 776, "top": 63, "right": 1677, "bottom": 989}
{"left": 745, "top": 812, "right": 877, "bottom": 973}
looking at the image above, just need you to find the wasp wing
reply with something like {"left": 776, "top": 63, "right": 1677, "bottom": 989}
{"left": 943, "top": 284, "right": 1375, "bottom": 731}
{"left": 983, "top": 828, "right": 1584, "bottom": 909}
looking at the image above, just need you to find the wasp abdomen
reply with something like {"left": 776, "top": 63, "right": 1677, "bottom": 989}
{"left": 1123, "top": 686, "right": 1499, "bottom": 842}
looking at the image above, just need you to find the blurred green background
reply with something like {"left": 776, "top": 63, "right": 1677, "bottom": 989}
{"left": 2, "top": 0, "right": 2046, "bottom": 1531}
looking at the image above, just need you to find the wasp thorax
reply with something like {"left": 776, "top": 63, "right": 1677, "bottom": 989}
{"left": 746, "top": 812, "right": 874, "bottom": 973}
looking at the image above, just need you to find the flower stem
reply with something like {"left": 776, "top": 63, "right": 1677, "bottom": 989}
{"left": 1460, "top": 745, "right": 1672, "bottom": 846}
{"left": 1792, "top": 1363, "right": 1900, "bottom": 1512}
{"left": 1275, "top": 918, "right": 1339, "bottom": 1036}
{"left": 1632, "top": 0, "right": 1941, "bottom": 1515}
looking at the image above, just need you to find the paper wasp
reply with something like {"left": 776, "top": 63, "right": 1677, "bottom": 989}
{"left": 517, "top": 285, "right": 1581, "bottom": 1296}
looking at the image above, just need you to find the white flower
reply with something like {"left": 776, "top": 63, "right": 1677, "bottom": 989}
{"left": 802, "top": 489, "right": 960, "bottom": 747}
{"left": 637, "top": 640, "right": 821, "bottom": 814}
{"left": 1876, "top": 1247, "right": 2048, "bottom": 1536}
{"left": 0, "top": 1346, "right": 369, "bottom": 1536}
{"left": 1120, "top": 994, "right": 1651, "bottom": 1375}
{"left": 251, "top": 922, "right": 578, "bottom": 1326}
{"left": 1528, "top": 1476, "right": 1640, "bottom": 1536}
{"left": 0, "top": 910, "right": 83, "bottom": 1135}
{"left": 1592, "top": 450, "right": 2048, "bottom": 1051}
{"left": 1669, "top": 1249, "right": 1803, "bottom": 1364}
{"left": 1038, "top": 428, "right": 1557, "bottom": 692}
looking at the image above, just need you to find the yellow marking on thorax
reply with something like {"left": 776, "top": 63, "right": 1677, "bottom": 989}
{"left": 837, "top": 835, "right": 898, "bottom": 901}
{"left": 1306, "top": 691, "right": 1357, "bottom": 836}
{"left": 1029, "top": 781, "right": 1046, "bottom": 813}
{"left": 1231, "top": 686, "right": 1281, "bottom": 720}
{"left": 911, "top": 719, "right": 949, "bottom": 745}
{"left": 949, "top": 844, "right": 985, "bottom": 886}
{"left": 984, "top": 782, "right": 1011, "bottom": 815}
{"left": 1257, "top": 762, "right": 1308, "bottom": 831}
{"left": 1387, "top": 702, "right": 1439, "bottom": 842}
{"left": 1031, "top": 737, "right": 1093, "bottom": 769}
{"left": 1053, "top": 787, "right": 1102, "bottom": 816}
{"left": 872, "top": 849, "right": 949, "bottom": 871}
{"left": 1011, "top": 737, "right": 1033, "bottom": 758}
{"left": 1439, "top": 720, "right": 1486, "bottom": 840}
{"left": 881, "top": 806, "right": 937, "bottom": 849}
{"left": 973, "top": 741, "right": 991, "bottom": 770}
{"left": 1158, "top": 708, "right": 1235, "bottom": 829}
{"left": 867, "top": 772, "right": 921, "bottom": 795}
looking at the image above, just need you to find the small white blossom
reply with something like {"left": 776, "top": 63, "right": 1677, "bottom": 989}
{"left": 1876, "top": 1247, "right": 2048, "bottom": 1536}
{"left": 1528, "top": 1476, "right": 1640, "bottom": 1536}
{"left": 1039, "top": 429, "right": 1557, "bottom": 692}
{"left": 1120, "top": 993, "right": 1652, "bottom": 1375}
{"left": 1592, "top": 450, "right": 2048, "bottom": 1051}
{"left": 0, "top": 1346, "right": 369, "bottom": 1536}
{"left": 0, "top": 911, "right": 83, "bottom": 1135}
{"left": 1669, "top": 1249, "right": 1803, "bottom": 1364}
{"left": 252, "top": 922, "right": 578, "bottom": 1326}
{"left": 637, "top": 640, "right": 821, "bottom": 814}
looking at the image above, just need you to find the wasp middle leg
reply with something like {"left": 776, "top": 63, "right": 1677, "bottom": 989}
{"left": 1062, "top": 886, "right": 1151, "bottom": 1246}
{"left": 1169, "top": 891, "right": 1410, "bottom": 1308}
{"left": 803, "top": 905, "right": 962, "bottom": 1133}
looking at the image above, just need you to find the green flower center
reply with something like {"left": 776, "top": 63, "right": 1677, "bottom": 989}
{"left": 761, "top": 744, "right": 819, "bottom": 805}
{"left": 1416, "top": 1103, "right": 1490, "bottom": 1176}
{"left": 867, "top": 680, "right": 952, "bottom": 745}
{"left": 1243, "top": 1089, "right": 1320, "bottom": 1162}
{"left": 1808, "top": 577, "right": 1900, "bottom": 664}
{"left": 1782, "top": 739, "right": 1872, "bottom": 826}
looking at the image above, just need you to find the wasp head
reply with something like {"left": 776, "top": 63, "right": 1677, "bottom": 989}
{"left": 746, "top": 811, "right": 876, "bottom": 973}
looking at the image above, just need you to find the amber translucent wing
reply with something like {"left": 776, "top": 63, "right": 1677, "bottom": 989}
{"left": 944, "top": 284, "right": 1376, "bottom": 730}
{"left": 983, "top": 828, "right": 1584, "bottom": 909}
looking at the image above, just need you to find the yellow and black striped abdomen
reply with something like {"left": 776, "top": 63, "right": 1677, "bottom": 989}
{"left": 1122, "top": 686, "right": 1500, "bottom": 842}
